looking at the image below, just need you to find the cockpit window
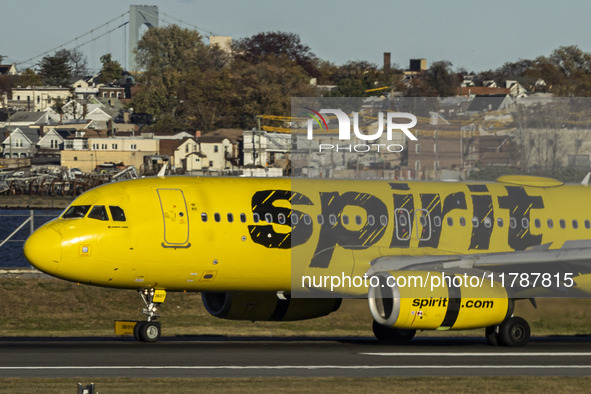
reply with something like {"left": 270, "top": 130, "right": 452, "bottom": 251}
{"left": 109, "top": 206, "right": 126, "bottom": 222}
{"left": 62, "top": 205, "right": 91, "bottom": 219}
{"left": 88, "top": 205, "right": 109, "bottom": 221}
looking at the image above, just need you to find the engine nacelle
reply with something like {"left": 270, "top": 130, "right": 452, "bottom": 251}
{"left": 202, "top": 292, "right": 342, "bottom": 321}
{"left": 368, "top": 271, "right": 512, "bottom": 330}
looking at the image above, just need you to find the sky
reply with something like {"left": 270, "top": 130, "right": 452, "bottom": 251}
{"left": 2, "top": 0, "right": 591, "bottom": 74}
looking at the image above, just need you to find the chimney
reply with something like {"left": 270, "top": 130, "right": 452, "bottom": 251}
{"left": 383, "top": 52, "right": 391, "bottom": 72}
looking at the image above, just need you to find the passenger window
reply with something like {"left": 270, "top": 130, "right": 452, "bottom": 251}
{"left": 227, "top": 213, "right": 234, "bottom": 223}
{"left": 62, "top": 205, "right": 91, "bottom": 218}
{"left": 109, "top": 206, "right": 126, "bottom": 221}
{"left": 253, "top": 213, "right": 260, "bottom": 223}
{"left": 483, "top": 217, "right": 492, "bottom": 228}
{"left": 201, "top": 213, "right": 208, "bottom": 222}
{"left": 572, "top": 220, "right": 578, "bottom": 229}
{"left": 303, "top": 214, "right": 312, "bottom": 225}
{"left": 395, "top": 209, "right": 410, "bottom": 240}
{"left": 472, "top": 216, "right": 479, "bottom": 228}
{"left": 534, "top": 218, "right": 541, "bottom": 228}
{"left": 368, "top": 215, "right": 375, "bottom": 226}
{"left": 214, "top": 213, "right": 221, "bottom": 222}
{"left": 380, "top": 215, "right": 388, "bottom": 226}
{"left": 415, "top": 209, "right": 430, "bottom": 241}
{"left": 278, "top": 213, "right": 286, "bottom": 225}
{"left": 459, "top": 217, "right": 466, "bottom": 227}
{"left": 88, "top": 205, "right": 108, "bottom": 221}
{"left": 509, "top": 217, "right": 517, "bottom": 229}
{"left": 240, "top": 213, "right": 246, "bottom": 223}
{"left": 497, "top": 218, "right": 504, "bottom": 227}
{"left": 291, "top": 214, "right": 298, "bottom": 225}
{"left": 547, "top": 219, "right": 554, "bottom": 228}
{"left": 329, "top": 214, "right": 337, "bottom": 226}
{"left": 521, "top": 218, "right": 529, "bottom": 229}
{"left": 433, "top": 216, "right": 441, "bottom": 227}
{"left": 355, "top": 215, "right": 362, "bottom": 225}
{"left": 560, "top": 219, "right": 566, "bottom": 229}
{"left": 586, "top": 220, "right": 590, "bottom": 229}
{"left": 265, "top": 213, "right": 273, "bottom": 223}
{"left": 342, "top": 215, "right": 349, "bottom": 225}
{"left": 317, "top": 215, "right": 324, "bottom": 225}
{"left": 447, "top": 217, "right": 453, "bottom": 226}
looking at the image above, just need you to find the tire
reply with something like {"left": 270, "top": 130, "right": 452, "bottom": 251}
{"left": 133, "top": 321, "right": 145, "bottom": 341}
{"left": 139, "top": 321, "right": 161, "bottom": 343}
{"left": 485, "top": 325, "right": 499, "bottom": 346}
{"left": 372, "top": 320, "right": 416, "bottom": 342}
{"left": 498, "top": 317, "right": 530, "bottom": 347}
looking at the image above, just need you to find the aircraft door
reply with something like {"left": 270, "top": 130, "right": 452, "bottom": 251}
{"left": 157, "top": 188, "right": 191, "bottom": 248}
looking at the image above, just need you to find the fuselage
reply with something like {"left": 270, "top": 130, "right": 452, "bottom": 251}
{"left": 24, "top": 175, "right": 591, "bottom": 294}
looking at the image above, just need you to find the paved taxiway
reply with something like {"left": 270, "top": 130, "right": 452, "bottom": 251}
{"left": 0, "top": 336, "right": 589, "bottom": 378}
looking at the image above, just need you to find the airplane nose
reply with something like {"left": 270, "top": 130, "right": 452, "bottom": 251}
{"left": 24, "top": 226, "right": 62, "bottom": 274}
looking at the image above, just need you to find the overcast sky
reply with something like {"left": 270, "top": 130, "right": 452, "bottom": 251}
{"left": 3, "top": 0, "right": 591, "bottom": 73}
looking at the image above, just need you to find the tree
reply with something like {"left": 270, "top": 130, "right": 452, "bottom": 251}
{"left": 67, "top": 48, "right": 89, "bottom": 79}
{"left": 233, "top": 31, "right": 318, "bottom": 76}
{"left": 99, "top": 54, "right": 123, "bottom": 83}
{"left": 52, "top": 97, "right": 66, "bottom": 123}
{"left": 38, "top": 50, "right": 72, "bottom": 86}
{"left": 136, "top": 25, "right": 207, "bottom": 74}
{"left": 426, "top": 61, "right": 459, "bottom": 97}
{"left": 17, "top": 68, "right": 42, "bottom": 87}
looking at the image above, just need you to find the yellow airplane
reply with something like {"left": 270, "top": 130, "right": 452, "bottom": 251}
{"left": 23, "top": 174, "right": 591, "bottom": 345}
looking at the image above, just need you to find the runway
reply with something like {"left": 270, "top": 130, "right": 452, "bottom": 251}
{"left": 0, "top": 335, "right": 590, "bottom": 378}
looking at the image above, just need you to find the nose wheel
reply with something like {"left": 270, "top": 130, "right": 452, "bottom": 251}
{"left": 133, "top": 289, "right": 166, "bottom": 343}
{"left": 134, "top": 321, "right": 161, "bottom": 342}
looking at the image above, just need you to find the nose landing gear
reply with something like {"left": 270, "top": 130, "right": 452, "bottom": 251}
{"left": 133, "top": 289, "right": 166, "bottom": 342}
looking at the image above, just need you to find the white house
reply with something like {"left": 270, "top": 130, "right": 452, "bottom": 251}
{"left": 37, "top": 128, "right": 75, "bottom": 151}
{"left": 1, "top": 127, "right": 40, "bottom": 158}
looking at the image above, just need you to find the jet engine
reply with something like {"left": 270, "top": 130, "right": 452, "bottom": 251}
{"left": 368, "top": 271, "right": 512, "bottom": 330}
{"left": 202, "top": 292, "right": 342, "bottom": 321}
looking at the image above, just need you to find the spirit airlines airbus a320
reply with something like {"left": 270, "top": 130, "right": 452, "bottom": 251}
{"left": 24, "top": 173, "right": 591, "bottom": 346}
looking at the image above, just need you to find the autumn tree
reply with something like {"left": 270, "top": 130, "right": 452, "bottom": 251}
{"left": 99, "top": 53, "right": 123, "bottom": 83}
{"left": 233, "top": 31, "right": 318, "bottom": 76}
{"left": 17, "top": 69, "right": 42, "bottom": 87}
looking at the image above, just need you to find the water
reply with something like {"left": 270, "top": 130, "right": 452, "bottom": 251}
{"left": 0, "top": 209, "right": 62, "bottom": 268}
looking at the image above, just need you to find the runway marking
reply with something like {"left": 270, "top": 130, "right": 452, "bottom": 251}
{"left": 0, "top": 365, "right": 590, "bottom": 370}
{"left": 360, "top": 352, "right": 591, "bottom": 357}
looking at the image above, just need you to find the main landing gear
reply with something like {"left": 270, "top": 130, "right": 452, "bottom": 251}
{"left": 485, "top": 316, "right": 531, "bottom": 347}
{"left": 133, "top": 289, "right": 166, "bottom": 343}
{"left": 372, "top": 320, "right": 416, "bottom": 343}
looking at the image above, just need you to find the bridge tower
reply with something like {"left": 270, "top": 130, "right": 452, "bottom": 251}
{"left": 128, "top": 5, "right": 159, "bottom": 71}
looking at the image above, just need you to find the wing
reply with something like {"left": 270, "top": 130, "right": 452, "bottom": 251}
{"left": 367, "top": 241, "right": 591, "bottom": 297}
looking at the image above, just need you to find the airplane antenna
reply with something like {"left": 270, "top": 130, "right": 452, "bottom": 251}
{"left": 157, "top": 163, "right": 167, "bottom": 177}
{"left": 582, "top": 172, "right": 591, "bottom": 186}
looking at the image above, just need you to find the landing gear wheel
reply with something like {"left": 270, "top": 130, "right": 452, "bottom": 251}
{"left": 138, "top": 321, "right": 161, "bottom": 343}
{"left": 133, "top": 321, "right": 145, "bottom": 341}
{"left": 498, "top": 316, "right": 530, "bottom": 347}
{"left": 485, "top": 325, "right": 499, "bottom": 346}
{"left": 372, "top": 320, "right": 416, "bottom": 343}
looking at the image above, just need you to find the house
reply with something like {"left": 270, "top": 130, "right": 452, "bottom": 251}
{"left": 243, "top": 130, "right": 290, "bottom": 167}
{"left": 1, "top": 126, "right": 40, "bottom": 158}
{"left": 505, "top": 77, "right": 547, "bottom": 97}
{"left": 37, "top": 128, "right": 76, "bottom": 151}
{"left": 60, "top": 131, "right": 159, "bottom": 173}
{"left": 0, "top": 64, "right": 17, "bottom": 76}
{"left": 0, "top": 110, "right": 60, "bottom": 128}
{"left": 466, "top": 95, "right": 512, "bottom": 114}
{"left": 9, "top": 86, "right": 72, "bottom": 112}
{"left": 164, "top": 136, "right": 238, "bottom": 174}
